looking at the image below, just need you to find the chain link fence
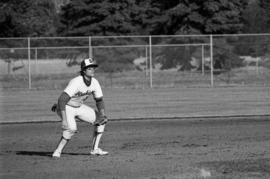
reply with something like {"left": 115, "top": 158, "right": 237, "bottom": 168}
{"left": 1, "top": 34, "right": 270, "bottom": 89}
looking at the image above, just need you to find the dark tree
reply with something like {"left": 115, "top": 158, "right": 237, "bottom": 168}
{"left": 57, "top": 0, "right": 148, "bottom": 36}
{"left": 233, "top": 0, "right": 270, "bottom": 57}
{"left": 242, "top": 0, "right": 269, "bottom": 33}
{"left": 150, "top": 0, "right": 247, "bottom": 35}
{"left": 258, "top": 0, "right": 270, "bottom": 32}
{"left": 0, "top": 0, "right": 58, "bottom": 37}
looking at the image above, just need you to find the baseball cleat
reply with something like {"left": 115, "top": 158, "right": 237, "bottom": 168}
{"left": 52, "top": 150, "right": 61, "bottom": 158}
{"left": 90, "top": 148, "right": 108, "bottom": 155}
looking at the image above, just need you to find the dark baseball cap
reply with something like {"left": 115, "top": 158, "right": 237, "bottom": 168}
{"left": 81, "top": 58, "right": 98, "bottom": 69}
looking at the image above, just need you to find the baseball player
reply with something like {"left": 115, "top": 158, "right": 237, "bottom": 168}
{"left": 51, "top": 58, "right": 108, "bottom": 158}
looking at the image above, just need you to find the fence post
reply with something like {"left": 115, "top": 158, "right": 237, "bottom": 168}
{"left": 35, "top": 48, "right": 37, "bottom": 74}
{"left": 28, "top": 37, "right": 32, "bottom": 89}
{"left": 149, "top": 35, "right": 153, "bottom": 88}
{"left": 210, "top": 35, "right": 214, "bottom": 87}
{"left": 145, "top": 45, "right": 148, "bottom": 77}
{"left": 89, "top": 36, "right": 92, "bottom": 58}
{"left": 201, "top": 45, "right": 205, "bottom": 75}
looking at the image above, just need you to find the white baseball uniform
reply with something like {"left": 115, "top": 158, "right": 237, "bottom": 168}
{"left": 60, "top": 75, "right": 103, "bottom": 131}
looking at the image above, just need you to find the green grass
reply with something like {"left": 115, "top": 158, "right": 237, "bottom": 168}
{"left": 1, "top": 66, "right": 270, "bottom": 89}
{"left": 1, "top": 65, "right": 270, "bottom": 123}
{"left": 1, "top": 86, "right": 270, "bottom": 123}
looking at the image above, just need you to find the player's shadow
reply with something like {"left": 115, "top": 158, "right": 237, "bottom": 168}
{"left": 16, "top": 151, "right": 52, "bottom": 157}
{"left": 15, "top": 151, "right": 89, "bottom": 157}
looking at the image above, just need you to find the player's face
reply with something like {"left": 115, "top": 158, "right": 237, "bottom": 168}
{"left": 85, "top": 66, "right": 96, "bottom": 77}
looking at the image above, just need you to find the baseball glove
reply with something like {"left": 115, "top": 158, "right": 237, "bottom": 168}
{"left": 94, "top": 115, "right": 108, "bottom": 126}
{"left": 51, "top": 103, "right": 57, "bottom": 112}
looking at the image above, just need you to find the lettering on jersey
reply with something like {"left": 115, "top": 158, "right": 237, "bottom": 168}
{"left": 73, "top": 90, "right": 92, "bottom": 98}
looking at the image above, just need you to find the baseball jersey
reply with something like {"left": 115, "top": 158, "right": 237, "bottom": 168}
{"left": 64, "top": 76, "right": 103, "bottom": 107}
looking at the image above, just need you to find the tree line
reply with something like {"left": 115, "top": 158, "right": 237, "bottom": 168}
{"left": 0, "top": 0, "right": 269, "bottom": 37}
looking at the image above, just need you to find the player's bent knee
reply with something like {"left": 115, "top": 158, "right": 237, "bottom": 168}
{"left": 95, "top": 124, "right": 105, "bottom": 133}
{"left": 63, "top": 129, "right": 76, "bottom": 139}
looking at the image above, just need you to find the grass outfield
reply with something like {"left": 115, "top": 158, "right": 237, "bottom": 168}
{"left": 0, "top": 86, "right": 270, "bottom": 123}
{"left": 1, "top": 66, "right": 270, "bottom": 89}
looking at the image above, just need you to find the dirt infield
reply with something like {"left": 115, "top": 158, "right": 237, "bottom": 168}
{"left": 1, "top": 116, "right": 270, "bottom": 179}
